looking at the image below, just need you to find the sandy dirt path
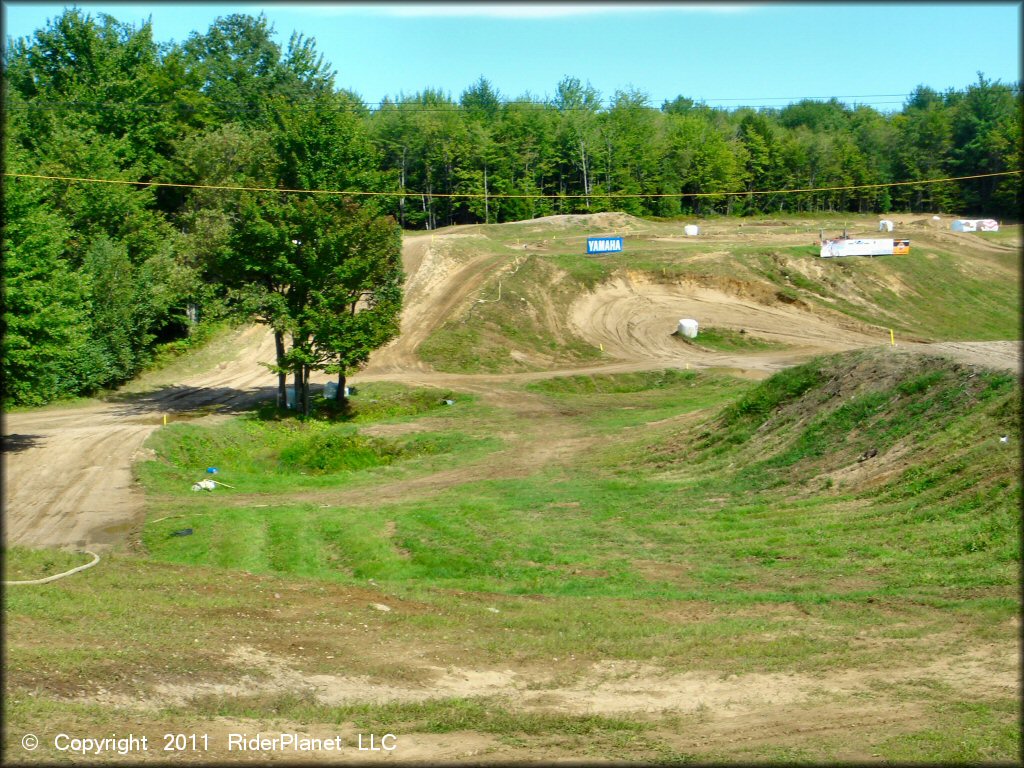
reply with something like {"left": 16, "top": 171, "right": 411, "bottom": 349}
{"left": 3, "top": 326, "right": 281, "bottom": 550}
{"left": 3, "top": 223, "right": 1019, "bottom": 552}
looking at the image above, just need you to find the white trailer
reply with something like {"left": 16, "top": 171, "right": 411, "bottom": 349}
{"left": 820, "top": 238, "right": 894, "bottom": 258}
{"left": 951, "top": 219, "right": 999, "bottom": 232}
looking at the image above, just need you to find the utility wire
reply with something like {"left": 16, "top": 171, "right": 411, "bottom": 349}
{"left": 5, "top": 170, "right": 1020, "bottom": 200}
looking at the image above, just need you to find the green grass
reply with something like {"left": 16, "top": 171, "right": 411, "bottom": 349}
{"left": 188, "top": 692, "right": 647, "bottom": 737}
{"left": 138, "top": 383, "right": 499, "bottom": 497}
{"left": 137, "top": 351, "right": 1019, "bottom": 608}
{"left": 974, "top": 224, "right": 1021, "bottom": 245}
{"left": 876, "top": 699, "right": 1021, "bottom": 762}
{"left": 295, "top": 381, "right": 462, "bottom": 423}
{"left": 676, "top": 326, "right": 788, "bottom": 352}
{"left": 750, "top": 246, "right": 1020, "bottom": 341}
{"left": 3, "top": 547, "right": 96, "bottom": 581}
{"left": 525, "top": 368, "right": 754, "bottom": 432}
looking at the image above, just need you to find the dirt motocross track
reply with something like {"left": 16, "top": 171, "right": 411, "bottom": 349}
{"left": 3, "top": 215, "right": 1020, "bottom": 553}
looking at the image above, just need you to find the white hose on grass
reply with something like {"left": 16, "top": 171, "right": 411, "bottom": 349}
{"left": 4, "top": 550, "right": 100, "bottom": 585}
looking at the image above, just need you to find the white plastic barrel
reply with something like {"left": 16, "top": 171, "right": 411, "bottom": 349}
{"left": 678, "top": 318, "right": 699, "bottom": 338}
{"left": 684, "top": 224, "right": 699, "bottom": 237}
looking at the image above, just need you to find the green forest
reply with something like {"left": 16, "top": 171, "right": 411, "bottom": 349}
{"left": 3, "top": 10, "right": 1022, "bottom": 406}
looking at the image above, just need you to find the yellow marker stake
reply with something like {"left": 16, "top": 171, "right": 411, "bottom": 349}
{"left": 890, "top": 329, "right": 895, "bottom": 346}
{"left": 163, "top": 414, "right": 168, "bottom": 425}
{"left": 600, "top": 343, "right": 604, "bottom": 352}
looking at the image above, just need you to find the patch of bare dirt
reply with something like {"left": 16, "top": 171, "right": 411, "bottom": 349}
{"left": 363, "top": 232, "right": 518, "bottom": 374}
{"left": 632, "top": 559, "right": 695, "bottom": 586}
{"left": 655, "top": 700, "right": 929, "bottom": 761}
{"left": 69, "top": 638, "right": 1017, "bottom": 725}
{"left": 901, "top": 340, "right": 1021, "bottom": 374}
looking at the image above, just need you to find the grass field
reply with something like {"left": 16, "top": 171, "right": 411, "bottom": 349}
{"left": 5, "top": 348, "right": 1020, "bottom": 762}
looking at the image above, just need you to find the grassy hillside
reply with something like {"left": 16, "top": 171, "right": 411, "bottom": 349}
{"left": 612, "top": 349, "right": 1020, "bottom": 598}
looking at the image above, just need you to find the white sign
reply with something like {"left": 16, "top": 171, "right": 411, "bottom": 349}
{"left": 587, "top": 237, "right": 623, "bottom": 254}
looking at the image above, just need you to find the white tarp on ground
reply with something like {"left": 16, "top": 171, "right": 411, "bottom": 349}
{"left": 820, "top": 238, "right": 895, "bottom": 258}
{"left": 951, "top": 219, "right": 999, "bottom": 232}
{"left": 879, "top": 220, "right": 894, "bottom": 232}
{"left": 678, "top": 318, "right": 699, "bottom": 338}
{"left": 323, "top": 382, "right": 350, "bottom": 400}
{"left": 684, "top": 224, "right": 699, "bottom": 236}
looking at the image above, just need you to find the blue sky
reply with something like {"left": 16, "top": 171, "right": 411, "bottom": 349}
{"left": 3, "top": 2, "right": 1020, "bottom": 111}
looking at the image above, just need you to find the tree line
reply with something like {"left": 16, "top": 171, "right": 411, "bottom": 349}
{"left": 3, "top": 10, "right": 1021, "bottom": 406}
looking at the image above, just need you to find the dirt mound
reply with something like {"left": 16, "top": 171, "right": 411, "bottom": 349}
{"left": 687, "top": 347, "right": 1020, "bottom": 495}
{"left": 515, "top": 211, "right": 647, "bottom": 232}
{"left": 364, "top": 232, "right": 515, "bottom": 374}
{"left": 905, "top": 340, "right": 1021, "bottom": 374}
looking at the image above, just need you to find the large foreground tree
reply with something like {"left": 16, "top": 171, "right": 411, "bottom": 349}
{"left": 223, "top": 193, "right": 402, "bottom": 415}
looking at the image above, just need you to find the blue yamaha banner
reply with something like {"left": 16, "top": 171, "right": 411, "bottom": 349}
{"left": 586, "top": 237, "right": 623, "bottom": 254}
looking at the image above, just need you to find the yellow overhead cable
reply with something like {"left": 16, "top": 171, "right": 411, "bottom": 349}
{"left": 3, "top": 170, "right": 1020, "bottom": 200}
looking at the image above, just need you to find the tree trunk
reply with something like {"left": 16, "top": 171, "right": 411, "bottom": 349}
{"left": 302, "top": 365, "right": 311, "bottom": 417}
{"left": 336, "top": 368, "right": 349, "bottom": 415}
{"left": 275, "top": 331, "right": 287, "bottom": 409}
{"left": 293, "top": 364, "right": 311, "bottom": 417}
{"left": 606, "top": 136, "right": 612, "bottom": 189}
{"left": 293, "top": 358, "right": 311, "bottom": 417}
{"left": 336, "top": 369, "right": 347, "bottom": 401}
{"left": 424, "top": 169, "right": 435, "bottom": 230}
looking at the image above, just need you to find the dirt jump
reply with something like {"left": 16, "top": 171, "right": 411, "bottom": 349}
{"left": 3, "top": 215, "right": 1020, "bottom": 553}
